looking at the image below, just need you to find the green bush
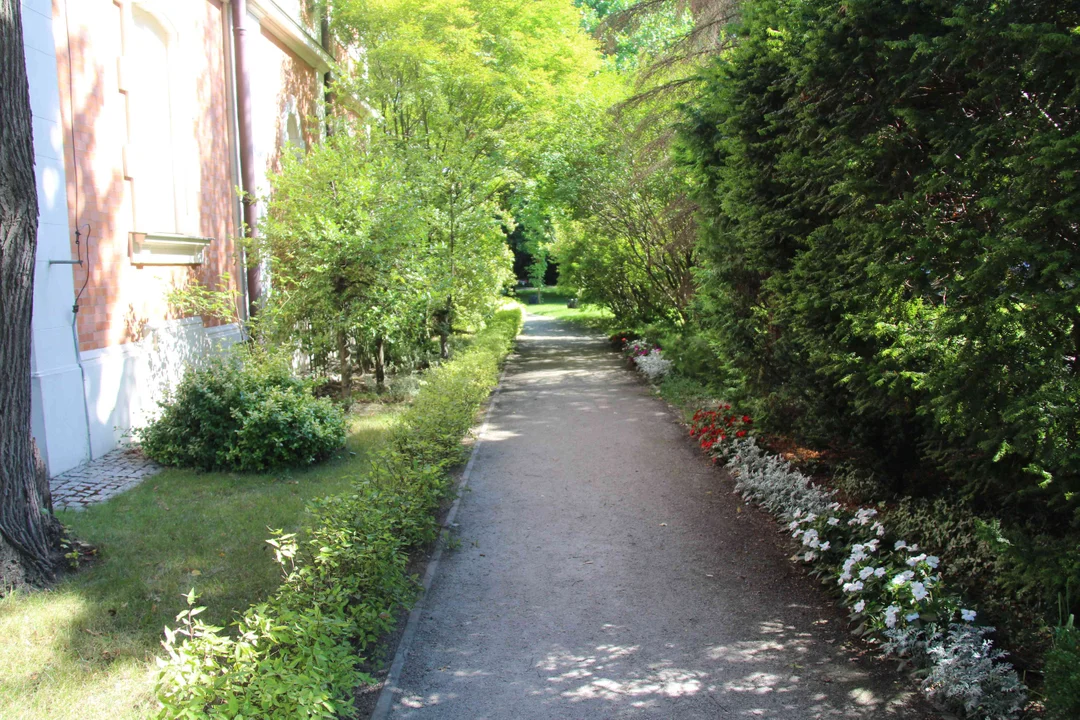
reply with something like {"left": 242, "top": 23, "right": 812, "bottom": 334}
{"left": 154, "top": 307, "right": 522, "bottom": 719}
{"left": 391, "top": 309, "right": 523, "bottom": 470}
{"left": 682, "top": 0, "right": 1080, "bottom": 513}
{"left": 137, "top": 352, "right": 346, "bottom": 472}
{"left": 1045, "top": 618, "right": 1080, "bottom": 720}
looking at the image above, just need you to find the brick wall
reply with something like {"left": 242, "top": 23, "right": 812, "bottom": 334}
{"left": 54, "top": 0, "right": 242, "bottom": 353}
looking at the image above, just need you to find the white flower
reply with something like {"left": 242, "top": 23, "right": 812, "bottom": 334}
{"left": 894, "top": 540, "right": 907, "bottom": 551}
{"left": 961, "top": 608, "right": 977, "bottom": 622}
{"left": 803, "top": 551, "right": 817, "bottom": 562}
{"left": 827, "top": 517, "right": 840, "bottom": 526}
{"left": 884, "top": 605, "right": 900, "bottom": 628}
{"left": 850, "top": 508, "right": 879, "bottom": 526}
{"left": 859, "top": 566, "right": 875, "bottom": 580}
{"left": 874, "top": 567, "right": 887, "bottom": 578}
{"left": 818, "top": 541, "right": 830, "bottom": 551}
{"left": 873, "top": 522, "right": 886, "bottom": 537}
{"left": 843, "top": 581, "right": 864, "bottom": 593}
{"left": 891, "top": 571, "right": 914, "bottom": 587}
{"left": 907, "top": 553, "right": 928, "bottom": 567}
{"left": 865, "top": 539, "right": 879, "bottom": 552}
{"left": 793, "top": 528, "right": 804, "bottom": 538}
{"left": 789, "top": 520, "right": 800, "bottom": 531}
{"left": 828, "top": 502, "right": 842, "bottom": 511}
{"left": 911, "top": 581, "right": 928, "bottom": 602}
{"left": 634, "top": 350, "right": 673, "bottom": 380}
{"left": 906, "top": 612, "right": 921, "bottom": 622}
{"left": 802, "top": 529, "right": 819, "bottom": 547}
{"left": 925, "top": 555, "right": 940, "bottom": 569}
{"left": 853, "top": 600, "right": 866, "bottom": 613}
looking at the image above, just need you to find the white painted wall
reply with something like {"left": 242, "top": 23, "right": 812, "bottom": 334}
{"left": 23, "top": 0, "right": 91, "bottom": 477}
{"left": 79, "top": 319, "right": 245, "bottom": 458}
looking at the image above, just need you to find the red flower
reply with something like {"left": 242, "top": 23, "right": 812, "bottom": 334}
{"left": 735, "top": 430, "right": 747, "bottom": 438}
{"left": 742, "top": 415, "right": 752, "bottom": 424}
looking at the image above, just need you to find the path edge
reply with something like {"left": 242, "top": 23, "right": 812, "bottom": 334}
{"left": 370, "top": 361, "right": 512, "bottom": 719}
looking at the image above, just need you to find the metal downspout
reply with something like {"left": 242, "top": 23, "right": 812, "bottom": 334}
{"left": 231, "top": 0, "right": 260, "bottom": 318}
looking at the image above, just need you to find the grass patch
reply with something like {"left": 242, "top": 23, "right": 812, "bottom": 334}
{"left": 658, "top": 374, "right": 720, "bottom": 423}
{"left": 0, "top": 410, "right": 397, "bottom": 720}
{"left": 511, "top": 287, "right": 615, "bottom": 332}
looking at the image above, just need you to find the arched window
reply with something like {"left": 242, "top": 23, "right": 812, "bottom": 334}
{"left": 282, "top": 96, "right": 305, "bottom": 154}
{"left": 129, "top": 7, "right": 179, "bottom": 233}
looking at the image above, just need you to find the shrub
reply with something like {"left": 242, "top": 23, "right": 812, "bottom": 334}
{"left": 138, "top": 351, "right": 346, "bottom": 472}
{"left": 154, "top": 307, "right": 522, "bottom": 719}
{"left": 391, "top": 310, "right": 522, "bottom": 470}
{"left": 1044, "top": 618, "right": 1080, "bottom": 720}
{"left": 683, "top": 0, "right": 1080, "bottom": 516}
{"left": 633, "top": 349, "right": 672, "bottom": 381}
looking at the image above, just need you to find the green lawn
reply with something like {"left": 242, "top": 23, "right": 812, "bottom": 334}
{"left": 0, "top": 408, "right": 398, "bottom": 720}
{"left": 512, "top": 287, "right": 615, "bottom": 332}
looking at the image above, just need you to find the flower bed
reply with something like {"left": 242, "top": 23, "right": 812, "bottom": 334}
{"left": 621, "top": 338, "right": 672, "bottom": 381}
{"left": 689, "top": 408, "right": 1028, "bottom": 719}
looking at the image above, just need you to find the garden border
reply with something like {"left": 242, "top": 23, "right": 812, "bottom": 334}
{"left": 370, "top": 364, "right": 511, "bottom": 719}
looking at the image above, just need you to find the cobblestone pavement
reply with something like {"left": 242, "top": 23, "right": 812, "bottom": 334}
{"left": 50, "top": 447, "right": 162, "bottom": 510}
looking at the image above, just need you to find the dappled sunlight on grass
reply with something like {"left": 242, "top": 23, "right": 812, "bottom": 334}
{"left": 512, "top": 288, "right": 615, "bottom": 334}
{"left": 0, "top": 409, "right": 398, "bottom": 720}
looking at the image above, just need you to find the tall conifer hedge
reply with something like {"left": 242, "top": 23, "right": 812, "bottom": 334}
{"left": 682, "top": 0, "right": 1080, "bottom": 516}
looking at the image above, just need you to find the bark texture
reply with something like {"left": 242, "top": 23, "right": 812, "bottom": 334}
{"left": 1, "top": 0, "right": 59, "bottom": 591}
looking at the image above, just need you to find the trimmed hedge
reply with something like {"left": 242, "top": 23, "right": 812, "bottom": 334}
{"left": 681, "top": 0, "right": 1080, "bottom": 519}
{"left": 154, "top": 308, "right": 522, "bottom": 719}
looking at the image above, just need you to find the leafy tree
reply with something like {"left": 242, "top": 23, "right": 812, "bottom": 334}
{"left": 326, "top": 0, "right": 602, "bottom": 353}
{"left": 257, "top": 134, "right": 429, "bottom": 394}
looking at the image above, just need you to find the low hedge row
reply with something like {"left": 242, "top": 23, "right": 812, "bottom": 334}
{"left": 154, "top": 308, "right": 523, "bottom": 719}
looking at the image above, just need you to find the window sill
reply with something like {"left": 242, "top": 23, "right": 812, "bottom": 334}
{"left": 129, "top": 232, "right": 212, "bottom": 266}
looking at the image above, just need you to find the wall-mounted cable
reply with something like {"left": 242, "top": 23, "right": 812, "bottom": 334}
{"left": 61, "top": 0, "right": 94, "bottom": 462}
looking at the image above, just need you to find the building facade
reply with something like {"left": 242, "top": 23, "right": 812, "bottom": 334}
{"left": 21, "top": 0, "right": 332, "bottom": 476}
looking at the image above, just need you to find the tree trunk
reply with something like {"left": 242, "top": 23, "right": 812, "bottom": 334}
{"left": 374, "top": 336, "right": 386, "bottom": 392}
{"left": 1, "top": 0, "right": 61, "bottom": 591}
{"left": 337, "top": 329, "right": 351, "bottom": 401}
{"left": 436, "top": 298, "right": 452, "bottom": 360}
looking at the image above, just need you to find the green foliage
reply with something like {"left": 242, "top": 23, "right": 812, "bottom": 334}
{"left": 391, "top": 309, "right": 523, "bottom": 470}
{"left": 324, "top": 0, "right": 599, "bottom": 342}
{"left": 153, "top": 308, "right": 521, "bottom": 719}
{"left": 1045, "top": 617, "right": 1080, "bottom": 720}
{"left": 167, "top": 271, "right": 244, "bottom": 330}
{"left": 137, "top": 352, "right": 346, "bottom": 473}
{"left": 681, "top": 0, "right": 1080, "bottom": 515}
{"left": 256, "top": 133, "right": 435, "bottom": 388}
{"left": 546, "top": 96, "right": 698, "bottom": 327}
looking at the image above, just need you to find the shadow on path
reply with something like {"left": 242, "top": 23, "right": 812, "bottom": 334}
{"left": 387, "top": 314, "right": 934, "bottom": 719}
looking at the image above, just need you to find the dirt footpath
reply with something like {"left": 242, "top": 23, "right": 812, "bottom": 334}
{"left": 379, "top": 313, "right": 935, "bottom": 719}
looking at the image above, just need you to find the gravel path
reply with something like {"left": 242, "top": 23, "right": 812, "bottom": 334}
{"left": 382, "top": 313, "right": 934, "bottom": 719}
